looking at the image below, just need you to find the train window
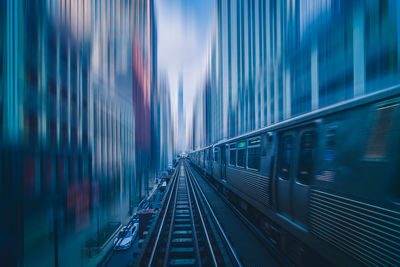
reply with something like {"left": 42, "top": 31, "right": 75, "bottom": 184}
{"left": 326, "top": 127, "right": 337, "bottom": 148}
{"left": 278, "top": 135, "right": 293, "bottom": 180}
{"left": 262, "top": 134, "right": 268, "bottom": 156}
{"left": 237, "top": 141, "right": 246, "bottom": 168}
{"left": 248, "top": 137, "right": 261, "bottom": 170}
{"left": 365, "top": 104, "right": 397, "bottom": 159}
{"left": 237, "top": 149, "right": 245, "bottom": 168}
{"left": 214, "top": 147, "right": 220, "bottom": 162}
{"left": 229, "top": 143, "right": 236, "bottom": 166}
{"left": 221, "top": 146, "right": 226, "bottom": 165}
{"left": 297, "top": 131, "right": 316, "bottom": 184}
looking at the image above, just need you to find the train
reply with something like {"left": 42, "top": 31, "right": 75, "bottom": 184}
{"left": 189, "top": 88, "right": 400, "bottom": 266}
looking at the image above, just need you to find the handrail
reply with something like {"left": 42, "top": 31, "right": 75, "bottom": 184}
{"left": 147, "top": 162, "right": 180, "bottom": 266}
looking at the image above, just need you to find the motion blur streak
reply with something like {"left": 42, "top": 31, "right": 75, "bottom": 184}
{"left": 188, "top": 1, "right": 400, "bottom": 266}
{"left": 191, "top": 0, "right": 400, "bottom": 148}
{"left": 2, "top": 0, "right": 400, "bottom": 266}
{"left": 0, "top": 0, "right": 173, "bottom": 266}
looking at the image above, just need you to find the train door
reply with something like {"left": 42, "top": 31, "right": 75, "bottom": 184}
{"left": 204, "top": 150, "right": 208, "bottom": 170}
{"left": 208, "top": 147, "right": 212, "bottom": 174}
{"left": 292, "top": 127, "right": 317, "bottom": 228}
{"left": 220, "top": 145, "right": 226, "bottom": 180}
{"left": 207, "top": 147, "right": 211, "bottom": 174}
{"left": 276, "top": 126, "right": 317, "bottom": 228}
{"left": 276, "top": 132, "right": 294, "bottom": 218}
{"left": 221, "top": 145, "right": 229, "bottom": 181}
{"left": 210, "top": 147, "right": 214, "bottom": 174}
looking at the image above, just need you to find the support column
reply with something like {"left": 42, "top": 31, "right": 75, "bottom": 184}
{"left": 353, "top": 5, "right": 365, "bottom": 97}
{"left": 311, "top": 41, "right": 319, "bottom": 110}
{"left": 284, "top": 68, "right": 291, "bottom": 119}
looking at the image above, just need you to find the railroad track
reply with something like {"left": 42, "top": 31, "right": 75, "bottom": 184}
{"left": 141, "top": 160, "right": 242, "bottom": 267}
{"left": 188, "top": 161, "right": 292, "bottom": 267}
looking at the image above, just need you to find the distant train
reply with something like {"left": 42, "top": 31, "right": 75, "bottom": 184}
{"left": 189, "top": 88, "right": 400, "bottom": 266}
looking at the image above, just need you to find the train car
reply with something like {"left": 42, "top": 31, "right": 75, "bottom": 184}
{"left": 192, "top": 147, "right": 206, "bottom": 171}
{"left": 211, "top": 144, "right": 222, "bottom": 180}
{"left": 205, "top": 146, "right": 213, "bottom": 176}
{"left": 189, "top": 88, "right": 400, "bottom": 266}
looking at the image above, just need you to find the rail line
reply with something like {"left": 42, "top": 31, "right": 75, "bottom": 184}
{"left": 184, "top": 161, "right": 243, "bottom": 267}
{"left": 188, "top": 161, "right": 292, "bottom": 267}
{"left": 141, "top": 160, "right": 242, "bottom": 267}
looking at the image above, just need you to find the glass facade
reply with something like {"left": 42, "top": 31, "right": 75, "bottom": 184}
{"left": 191, "top": 0, "right": 400, "bottom": 148}
{"left": 0, "top": 0, "right": 164, "bottom": 266}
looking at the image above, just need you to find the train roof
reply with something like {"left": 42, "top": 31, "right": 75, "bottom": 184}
{"left": 192, "top": 86, "right": 400, "bottom": 152}
{"left": 190, "top": 144, "right": 213, "bottom": 154}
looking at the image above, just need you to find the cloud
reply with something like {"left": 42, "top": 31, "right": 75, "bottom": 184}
{"left": 155, "top": 0, "right": 215, "bottom": 140}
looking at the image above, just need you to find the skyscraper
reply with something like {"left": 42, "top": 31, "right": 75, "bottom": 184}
{"left": 132, "top": 0, "right": 158, "bottom": 200}
{"left": 178, "top": 75, "right": 186, "bottom": 152}
{"left": 0, "top": 0, "right": 154, "bottom": 265}
{"left": 194, "top": 0, "right": 400, "bottom": 146}
{"left": 178, "top": 76, "right": 183, "bottom": 121}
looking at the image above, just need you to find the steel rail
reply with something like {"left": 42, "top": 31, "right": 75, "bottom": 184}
{"left": 185, "top": 161, "right": 243, "bottom": 267}
{"left": 147, "top": 162, "right": 181, "bottom": 266}
{"left": 181, "top": 165, "right": 202, "bottom": 267}
{"left": 162, "top": 164, "right": 201, "bottom": 267}
{"left": 184, "top": 162, "right": 219, "bottom": 266}
{"left": 161, "top": 166, "right": 180, "bottom": 267}
{"left": 188, "top": 161, "right": 291, "bottom": 267}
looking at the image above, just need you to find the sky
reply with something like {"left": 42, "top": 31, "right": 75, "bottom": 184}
{"left": 155, "top": 0, "right": 216, "bottom": 136}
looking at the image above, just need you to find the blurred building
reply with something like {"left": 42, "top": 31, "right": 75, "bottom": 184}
{"left": 157, "top": 72, "right": 175, "bottom": 171}
{"left": 192, "top": 0, "right": 400, "bottom": 147}
{"left": 131, "top": 0, "right": 158, "bottom": 203}
{"left": 0, "top": 0, "right": 156, "bottom": 266}
{"left": 192, "top": 77, "right": 212, "bottom": 150}
{"left": 177, "top": 75, "right": 186, "bottom": 153}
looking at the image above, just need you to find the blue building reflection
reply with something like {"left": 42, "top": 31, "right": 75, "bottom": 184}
{"left": 192, "top": 0, "right": 400, "bottom": 148}
{"left": 0, "top": 0, "right": 170, "bottom": 266}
